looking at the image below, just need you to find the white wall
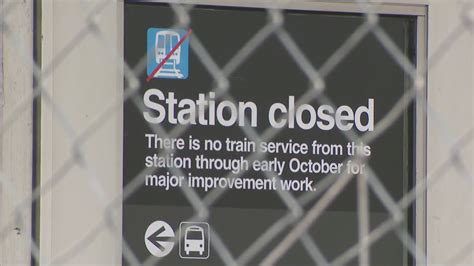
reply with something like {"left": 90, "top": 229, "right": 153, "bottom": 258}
{"left": 40, "top": 0, "right": 123, "bottom": 264}
{"left": 0, "top": 0, "right": 34, "bottom": 265}
{"left": 426, "top": 1, "right": 473, "bottom": 264}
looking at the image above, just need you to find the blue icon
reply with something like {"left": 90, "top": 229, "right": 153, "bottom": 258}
{"left": 147, "top": 28, "right": 189, "bottom": 80}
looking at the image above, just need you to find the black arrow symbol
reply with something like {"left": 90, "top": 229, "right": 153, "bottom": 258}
{"left": 147, "top": 226, "right": 172, "bottom": 251}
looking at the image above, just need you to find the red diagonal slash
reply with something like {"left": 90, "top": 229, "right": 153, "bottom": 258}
{"left": 146, "top": 28, "right": 193, "bottom": 82}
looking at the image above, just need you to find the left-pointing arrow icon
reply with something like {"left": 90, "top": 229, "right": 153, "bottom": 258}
{"left": 147, "top": 225, "right": 169, "bottom": 251}
{"left": 144, "top": 221, "right": 175, "bottom": 257}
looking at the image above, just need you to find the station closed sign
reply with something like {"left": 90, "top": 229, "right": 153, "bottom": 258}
{"left": 124, "top": 1, "right": 417, "bottom": 265}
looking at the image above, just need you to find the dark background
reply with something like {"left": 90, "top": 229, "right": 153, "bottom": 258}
{"left": 124, "top": 2, "right": 416, "bottom": 265}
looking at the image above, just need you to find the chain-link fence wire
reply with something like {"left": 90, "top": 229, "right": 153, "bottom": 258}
{"left": 0, "top": 0, "right": 473, "bottom": 265}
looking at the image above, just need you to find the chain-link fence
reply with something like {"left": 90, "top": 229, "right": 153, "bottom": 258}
{"left": 0, "top": 0, "right": 473, "bottom": 265}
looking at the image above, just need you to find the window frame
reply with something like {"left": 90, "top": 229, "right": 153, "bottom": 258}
{"left": 124, "top": 0, "right": 428, "bottom": 264}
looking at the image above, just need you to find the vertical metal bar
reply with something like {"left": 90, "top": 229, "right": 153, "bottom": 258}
{"left": 357, "top": 173, "right": 370, "bottom": 266}
{"left": 39, "top": 0, "right": 53, "bottom": 264}
{"left": 0, "top": 0, "right": 3, "bottom": 143}
{"left": 415, "top": 12, "right": 428, "bottom": 266}
{"left": 32, "top": 0, "right": 42, "bottom": 265}
{"left": 0, "top": 0, "right": 3, "bottom": 261}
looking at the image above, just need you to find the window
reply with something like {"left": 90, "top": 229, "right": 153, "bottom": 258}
{"left": 123, "top": 1, "right": 427, "bottom": 265}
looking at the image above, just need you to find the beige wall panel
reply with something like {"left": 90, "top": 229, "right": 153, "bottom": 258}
{"left": 0, "top": 0, "right": 33, "bottom": 265}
